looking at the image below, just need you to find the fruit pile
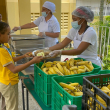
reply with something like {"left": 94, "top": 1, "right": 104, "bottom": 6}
{"left": 41, "top": 58, "right": 94, "bottom": 75}
{"left": 88, "top": 84, "right": 110, "bottom": 109}
{"left": 32, "top": 49, "right": 50, "bottom": 57}
{"left": 59, "top": 82, "right": 83, "bottom": 96}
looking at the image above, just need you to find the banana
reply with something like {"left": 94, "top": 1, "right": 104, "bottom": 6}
{"left": 70, "top": 93, "right": 75, "bottom": 96}
{"left": 107, "top": 84, "right": 110, "bottom": 90}
{"left": 77, "top": 61, "right": 90, "bottom": 65}
{"left": 66, "top": 60, "right": 70, "bottom": 69}
{"left": 56, "top": 63, "right": 64, "bottom": 74}
{"left": 74, "top": 92, "right": 83, "bottom": 96}
{"left": 63, "top": 66, "right": 69, "bottom": 75}
{"left": 77, "top": 69, "right": 86, "bottom": 74}
{"left": 59, "top": 62, "right": 66, "bottom": 66}
{"left": 42, "top": 68, "right": 48, "bottom": 74}
{"left": 70, "top": 66, "right": 78, "bottom": 70}
{"left": 45, "top": 63, "right": 52, "bottom": 68}
{"left": 73, "top": 70, "right": 78, "bottom": 74}
{"left": 86, "top": 63, "right": 94, "bottom": 71}
{"left": 70, "top": 71, "right": 75, "bottom": 75}
{"left": 84, "top": 65, "right": 91, "bottom": 72}
{"left": 101, "top": 86, "right": 110, "bottom": 92}
{"left": 48, "top": 70, "right": 53, "bottom": 75}
{"left": 49, "top": 67, "right": 57, "bottom": 74}
{"left": 78, "top": 65, "right": 85, "bottom": 69}
{"left": 53, "top": 61, "right": 60, "bottom": 64}
{"left": 46, "top": 62, "right": 53, "bottom": 65}
{"left": 53, "top": 66, "right": 64, "bottom": 76}
{"left": 69, "top": 83, "right": 79, "bottom": 86}
{"left": 69, "top": 58, "right": 74, "bottom": 67}
{"left": 59, "top": 82, "right": 75, "bottom": 91}
{"left": 41, "top": 63, "right": 46, "bottom": 69}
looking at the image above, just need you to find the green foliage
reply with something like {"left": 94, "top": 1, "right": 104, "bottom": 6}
{"left": 103, "top": 46, "right": 110, "bottom": 70}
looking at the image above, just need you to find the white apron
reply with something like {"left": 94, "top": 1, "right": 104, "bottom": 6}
{"left": 38, "top": 21, "right": 57, "bottom": 47}
{"left": 73, "top": 32, "right": 102, "bottom": 67}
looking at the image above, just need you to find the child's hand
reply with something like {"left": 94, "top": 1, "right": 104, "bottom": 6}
{"left": 24, "top": 52, "right": 33, "bottom": 58}
{"left": 32, "top": 56, "right": 43, "bottom": 63}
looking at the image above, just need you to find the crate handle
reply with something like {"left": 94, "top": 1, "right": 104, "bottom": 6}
{"left": 38, "top": 73, "right": 41, "bottom": 77}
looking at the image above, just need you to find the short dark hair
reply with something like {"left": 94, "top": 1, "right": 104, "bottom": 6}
{"left": 0, "top": 21, "right": 9, "bottom": 34}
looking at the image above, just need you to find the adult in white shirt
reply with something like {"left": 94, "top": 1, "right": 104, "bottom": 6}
{"left": 48, "top": 6, "right": 101, "bottom": 67}
{"left": 12, "top": 1, "right": 60, "bottom": 47}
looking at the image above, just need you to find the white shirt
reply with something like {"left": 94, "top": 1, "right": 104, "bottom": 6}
{"left": 33, "top": 15, "right": 60, "bottom": 43}
{"left": 67, "top": 27, "right": 97, "bottom": 55}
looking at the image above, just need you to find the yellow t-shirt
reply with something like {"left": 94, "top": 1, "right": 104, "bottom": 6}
{"left": 0, "top": 43, "right": 19, "bottom": 85}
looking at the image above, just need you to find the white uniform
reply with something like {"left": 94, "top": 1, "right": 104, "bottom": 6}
{"left": 67, "top": 27, "right": 101, "bottom": 66}
{"left": 33, "top": 15, "right": 60, "bottom": 47}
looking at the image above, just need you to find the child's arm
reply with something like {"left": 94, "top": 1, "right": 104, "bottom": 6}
{"left": 6, "top": 56, "right": 43, "bottom": 73}
{"left": 13, "top": 52, "right": 32, "bottom": 62}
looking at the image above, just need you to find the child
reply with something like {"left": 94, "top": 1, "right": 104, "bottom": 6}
{"left": 0, "top": 21, "right": 43, "bottom": 110}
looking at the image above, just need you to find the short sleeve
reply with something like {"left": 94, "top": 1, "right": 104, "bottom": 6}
{"left": 82, "top": 29, "right": 97, "bottom": 45}
{"left": 67, "top": 28, "right": 77, "bottom": 40}
{"left": 0, "top": 48, "right": 13, "bottom": 67}
{"left": 33, "top": 16, "right": 43, "bottom": 26}
{"left": 52, "top": 21, "right": 60, "bottom": 33}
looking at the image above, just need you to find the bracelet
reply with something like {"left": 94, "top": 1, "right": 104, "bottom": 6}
{"left": 18, "top": 26, "right": 21, "bottom": 30}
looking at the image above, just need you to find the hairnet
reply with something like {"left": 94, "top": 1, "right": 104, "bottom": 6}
{"left": 72, "top": 6, "right": 94, "bottom": 23}
{"left": 43, "top": 1, "right": 56, "bottom": 13}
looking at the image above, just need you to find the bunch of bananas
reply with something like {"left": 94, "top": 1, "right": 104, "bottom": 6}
{"left": 59, "top": 82, "right": 83, "bottom": 96}
{"left": 41, "top": 58, "right": 94, "bottom": 76}
{"left": 88, "top": 84, "right": 110, "bottom": 110}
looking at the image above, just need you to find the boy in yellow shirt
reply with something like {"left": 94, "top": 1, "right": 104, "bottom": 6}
{"left": 0, "top": 21, "right": 43, "bottom": 110}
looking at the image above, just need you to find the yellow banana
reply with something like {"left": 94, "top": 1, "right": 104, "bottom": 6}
{"left": 69, "top": 83, "right": 79, "bottom": 86}
{"left": 56, "top": 63, "right": 64, "bottom": 74}
{"left": 53, "top": 66, "right": 64, "bottom": 76}
{"left": 77, "top": 61, "right": 90, "bottom": 65}
{"left": 63, "top": 66, "right": 69, "bottom": 75}
{"left": 86, "top": 64, "right": 94, "bottom": 71}
{"left": 46, "top": 62, "right": 53, "bottom": 64}
{"left": 42, "top": 68, "right": 48, "bottom": 74}
{"left": 45, "top": 63, "right": 52, "bottom": 68}
{"left": 69, "top": 58, "right": 74, "bottom": 67}
{"left": 59, "top": 82, "right": 75, "bottom": 91}
{"left": 77, "top": 69, "right": 86, "bottom": 74}
{"left": 48, "top": 71, "right": 53, "bottom": 75}
{"left": 84, "top": 65, "right": 91, "bottom": 72}
{"left": 107, "top": 84, "right": 110, "bottom": 90}
{"left": 59, "top": 62, "right": 66, "bottom": 66}
{"left": 49, "top": 67, "right": 57, "bottom": 74}
{"left": 66, "top": 60, "right": 70, "bottom": 69}
{"left": 53, "top": 61, "right": 60, "bottom": 64}
{"left": 74, "top": 92, "right": 83, "bottom": 96}
{"left": 70, "top": 71, "right": 75, "bottom": 75}
{"left": 73, "top": 70, "right": 78, "bottom": 74}
{"left": 70, "top": 66, "right": 78, "bottom": 70}
{"left": 78, "top": 65, "right": 85, "bottom": 69}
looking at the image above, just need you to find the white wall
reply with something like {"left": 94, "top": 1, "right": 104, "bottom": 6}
{"left": 76, "top": 0, "right": 110, "bottom": 16}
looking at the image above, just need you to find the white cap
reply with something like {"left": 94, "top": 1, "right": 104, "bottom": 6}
{"left": 43, "top": 1, "right": 56, "bottom": 13}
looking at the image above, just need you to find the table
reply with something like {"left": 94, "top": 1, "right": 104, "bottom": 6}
{"left": 19, "top": 72, "right": 51, "bottom": 110}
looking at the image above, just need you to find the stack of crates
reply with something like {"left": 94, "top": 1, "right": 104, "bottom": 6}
{"left": 83, "top": 70, "right": 110, "bottom": 110}
{"left": 34, "top": 58, "right": 101, "bottom": 107}
{"left": 52, "top": 73, "right": 100, "bottom": 110}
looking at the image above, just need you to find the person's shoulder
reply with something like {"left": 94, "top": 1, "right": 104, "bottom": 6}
{"left": 50, "top": 15, "right": 59, "bottom": 23}
{"left": 35, "top": 16, "right": 44, "bottom": 22}
{"left": 69, "top": 28, "right": 77, "bottom": 34}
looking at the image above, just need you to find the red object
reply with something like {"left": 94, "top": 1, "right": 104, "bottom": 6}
{"left": 64, "top": 58, "right": 69, "bottom": 61}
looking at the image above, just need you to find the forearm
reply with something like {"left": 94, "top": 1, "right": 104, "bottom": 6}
{"left": 13, "top": 55, "right": 25, "bottom": 62}
{"left": 21, "top": 22, "right": 36, "bottom": 29}
{"left": 45, "top": 32, "right": 59, "bottom": 38}
{"left": 49, "top": 43, "right": 65, "bottom": 51}
{"left": 62, "top": 49, "right": 82, "bottom": 55}
{"left": 12, "top": 60, "right": 34, "bottom": 73}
